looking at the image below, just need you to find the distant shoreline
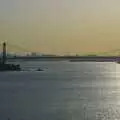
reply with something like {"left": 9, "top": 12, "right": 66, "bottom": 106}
{"left": 5, "top": 56, "right": 120, "bottom": 62}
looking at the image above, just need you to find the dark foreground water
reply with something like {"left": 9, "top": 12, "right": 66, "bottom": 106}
{"left": 0, "top": 61, "right": 120, "bottom": 120}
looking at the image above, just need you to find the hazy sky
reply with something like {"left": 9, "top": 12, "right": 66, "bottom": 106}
{"left": 0, "top": 0, "right": 120, "bottom": 54}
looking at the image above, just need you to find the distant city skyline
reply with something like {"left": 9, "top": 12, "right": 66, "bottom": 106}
{"left": 0, "top": 0, "right": 120, "bottom": 54}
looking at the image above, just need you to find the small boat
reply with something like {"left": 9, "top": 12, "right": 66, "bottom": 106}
{"left": 36, "top": 68, "right": 43, "bottom": 71}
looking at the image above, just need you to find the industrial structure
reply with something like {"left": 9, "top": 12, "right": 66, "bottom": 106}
{"left": 0, "top": 42, "right": 21, "bottom": 71}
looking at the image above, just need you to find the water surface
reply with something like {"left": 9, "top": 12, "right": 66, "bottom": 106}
{"left": 0, "top": 61, "right": 120, "bottom": 120}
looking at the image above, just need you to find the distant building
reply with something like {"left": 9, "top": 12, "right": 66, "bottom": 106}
{"left": 31, "top": 52, "right": 37, "bottom": 57}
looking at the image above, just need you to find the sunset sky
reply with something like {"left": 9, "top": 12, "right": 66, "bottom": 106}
{"left": 0, "top": 0, "right": 120, "bottom": 54}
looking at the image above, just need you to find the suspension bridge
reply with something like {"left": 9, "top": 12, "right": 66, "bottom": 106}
{"left": 0, "top": 42, "right": 120, "bottom": 62}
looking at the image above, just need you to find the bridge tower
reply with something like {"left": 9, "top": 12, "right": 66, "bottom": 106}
{"left": 2, "top": 42, "right": 7, "bottom": 64}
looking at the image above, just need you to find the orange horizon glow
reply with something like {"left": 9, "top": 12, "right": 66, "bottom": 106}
{"left": 0, "top": 0, "right": 120, "bottom": 55}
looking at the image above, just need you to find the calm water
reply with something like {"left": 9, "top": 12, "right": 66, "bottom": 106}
{"left": 0, "top": 61, "right": 120, "bottom": 120}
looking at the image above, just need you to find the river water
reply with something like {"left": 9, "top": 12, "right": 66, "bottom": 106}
{"left": 0, "top": 61, "right": 120, "bottom": 120}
